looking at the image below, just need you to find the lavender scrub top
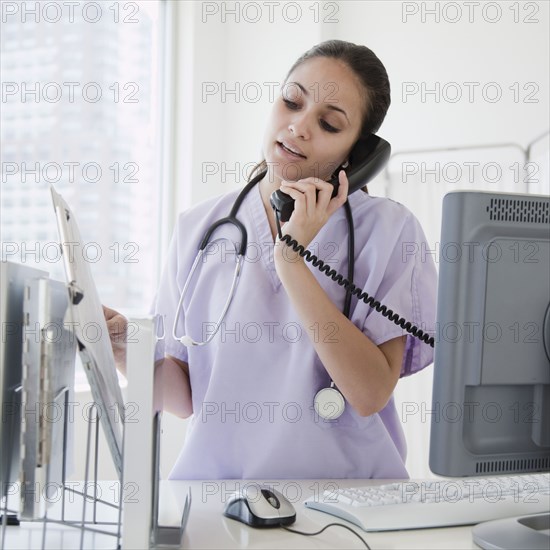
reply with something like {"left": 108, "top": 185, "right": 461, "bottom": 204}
{"left": 152, "top": 184, "right": 437, "bottom": 480}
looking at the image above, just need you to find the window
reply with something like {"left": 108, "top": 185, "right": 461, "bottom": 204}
{"left": 1, "top": 0, "right": 170, "bottom": 389}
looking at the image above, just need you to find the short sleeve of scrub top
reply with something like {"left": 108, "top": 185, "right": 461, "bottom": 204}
{"left": 348, "top": 195, "right": 437, "bottom": 379}
{"left": 152, "top": 186, "right": 438, "bottom": 480}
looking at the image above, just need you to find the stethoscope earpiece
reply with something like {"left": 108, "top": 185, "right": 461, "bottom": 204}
{"left": 179, "top": 335, "right": 195, "bottom": 347}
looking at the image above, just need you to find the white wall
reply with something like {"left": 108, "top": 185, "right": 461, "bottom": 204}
{"left": 173, "top": 0, "right": 329, "bottom": 208}
{"left": 157, "top": 0, "right": 549, "bottom": 480}
{"left": 174, "top": 0, "right": 549, "bottom": 202}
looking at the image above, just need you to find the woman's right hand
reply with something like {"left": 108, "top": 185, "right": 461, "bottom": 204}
{"left": 102, "top": 305, "right": 128, "bottom": 373}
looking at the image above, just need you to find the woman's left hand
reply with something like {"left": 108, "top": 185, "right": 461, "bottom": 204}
{"left": 276, "top": 169, "right": 349, "bottom": 252}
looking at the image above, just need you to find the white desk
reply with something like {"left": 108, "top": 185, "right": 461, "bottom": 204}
{"left": 177, "top": 479, "right": 478, "bottom": 549}
{"left": 2, "top": 479, "right": 479, "bottom": 549}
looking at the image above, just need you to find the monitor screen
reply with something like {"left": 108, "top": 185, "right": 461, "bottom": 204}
{"left": 19, "top": 276, "right": 76, "bottom": 519}
{"left": 1, "top": 261, "right": 47, "bottom": 499}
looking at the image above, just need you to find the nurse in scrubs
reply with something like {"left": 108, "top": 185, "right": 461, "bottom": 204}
{"left": 104, "top": 39, "right": 437, "bottom": 479}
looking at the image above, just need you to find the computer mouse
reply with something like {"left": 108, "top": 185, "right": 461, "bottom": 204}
{"left": 223, "top": 483, "right": 296, "bottom": 528}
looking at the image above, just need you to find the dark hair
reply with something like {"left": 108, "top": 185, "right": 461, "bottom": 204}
{"left": 248, "top": 39, "right": 391, "bottom": 182}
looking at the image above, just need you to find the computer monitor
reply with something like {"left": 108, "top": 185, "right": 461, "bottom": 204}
{"left": 1, "top": 262, "right": 77, "bottom": 520}
{"left": 19, "top": 276, "right": 77, "bottom": 519}
{"left": 429, "top": 190, "right": 550, "bottom": 548}
{"left": 1, "top": 261, "right": 47, "bottom": 500}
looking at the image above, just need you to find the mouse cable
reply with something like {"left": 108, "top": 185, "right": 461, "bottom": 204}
{"left": 281, "top": 522, "right": 371, "bottom": 549}
{"left": 273, "top": 209, "right": 435, "bottom": 348}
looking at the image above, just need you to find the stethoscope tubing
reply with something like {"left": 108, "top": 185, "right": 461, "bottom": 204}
{"left": 172, "top": 240, "right": 245, "bottom": 346}
{"left": 172, "top": 170, "right": 354, "bottom": 347}
{"left": 171, "top": 170, "right": 355, "bottom": 418}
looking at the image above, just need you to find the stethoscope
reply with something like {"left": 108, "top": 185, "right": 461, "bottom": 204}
{"left": 172, "top": 170, "right": 356, "bottom": 420}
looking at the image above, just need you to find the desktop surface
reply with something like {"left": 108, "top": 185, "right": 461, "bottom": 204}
{"left": 178, "top": 479, "right": 479, "bottom": 549}
{"left": 2, "top": 479, "right": 480, "bottom": 549}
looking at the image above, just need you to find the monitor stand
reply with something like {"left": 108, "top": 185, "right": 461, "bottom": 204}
{"left": 472, "top": 513, "right": 549, "bottom": 549}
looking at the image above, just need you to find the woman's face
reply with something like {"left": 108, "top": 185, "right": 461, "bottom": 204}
{"left": 262, "top": 56, "right": 366, "bottom": 185}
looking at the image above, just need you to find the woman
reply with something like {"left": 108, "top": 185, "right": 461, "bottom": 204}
{"left": 105, "top": 40, "right": 437, "bottom": 479}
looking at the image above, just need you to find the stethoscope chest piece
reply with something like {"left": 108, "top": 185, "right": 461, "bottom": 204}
{"left": 314, "top": 384, "right": 345, "bottom": 420}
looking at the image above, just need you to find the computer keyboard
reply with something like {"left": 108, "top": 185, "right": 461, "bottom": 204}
{"left": 304, "top": 473, "right": 550, "bottom": 531}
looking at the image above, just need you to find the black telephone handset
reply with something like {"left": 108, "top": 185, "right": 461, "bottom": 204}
{"left": 270, "top": 134, "right": 391, "bottom": 222}
{"left": 268, "top": 135, "right": 434, "bottom": 348}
